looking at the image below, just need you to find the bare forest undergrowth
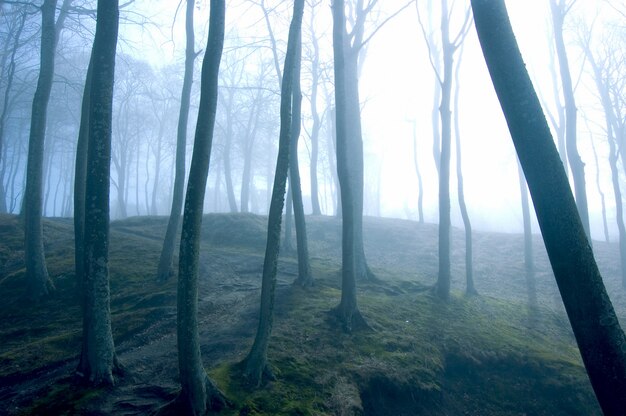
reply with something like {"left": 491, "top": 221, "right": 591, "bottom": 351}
{"left": 0, "top": 212, "right": 623, "bottom": 415}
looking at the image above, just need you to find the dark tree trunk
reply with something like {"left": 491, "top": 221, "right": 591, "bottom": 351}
{"left": 168, "top": 0, "right": 229, "bottom": 413}
{"left": 550, "top": 0, "right": 591, "bottom": 241}
{"left": 330, "top": 0, "right": 366, "bottom": 333}
{"left": 76, "top": 0, "right": 121, "bottom": 386}
{"left": 472, "top": 1, "right": 626, "bottom": 413}
{"left": 290, "top": 40, "right": 313, "bottom": 288}
{"left": 156, "top": 0, "right": 196, "bottom": 283}
{"left": 23, "top": 0, "right": 59, "bottom": 298}
{"left": 74, "top": 57, "right": 93, "bottom": 292}
{"left": 435, "top": 0, "right": 453, "bottom": 300}
{"left": 517, "top": 162, "right": 537, "bottom": 309}
{"left": 242, "top": 0, "right": 304, "bottom": 386}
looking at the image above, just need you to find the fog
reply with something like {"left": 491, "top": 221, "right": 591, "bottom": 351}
{"left": 1, "top": 0, "right": 623, "bottom": 240}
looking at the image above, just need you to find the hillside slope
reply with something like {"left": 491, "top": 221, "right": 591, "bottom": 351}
{"left": 0, "top": 213, "right": 622, "bottom": 415}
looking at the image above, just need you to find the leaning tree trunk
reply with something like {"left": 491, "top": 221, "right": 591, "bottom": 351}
{"left": 167, "top": 0, "right": 229, "bottom": 413}
{"left": 289, "top": 39, "right": 313, "bottom": 288}
{"left": 77, "top": 0, "right": 122, "bottom": 386}
{"left": 156, "top": 0, "right": 197, "bottom": 283}
{"left": 331, "top": 0, "right": 367, "bottom": 333}
{"left": 242, "top": 0, "right": 304, "bottom": 386}
{"left": 471, "top": 1, "right": 626, "bottom": 413}
{"left": 23, "top": 0, "right": 59, "bottom": 298}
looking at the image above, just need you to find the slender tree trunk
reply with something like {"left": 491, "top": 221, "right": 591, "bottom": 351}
{"left": 76, "top": 0, "right": 121, "bottom": 386}
{"left": 517, "top": 162, "right": 537, "bottom": 309}
{"left": 23, "top": 0, "right": 59, "bottom": 298}
{"left": 167, "top": 1, "right": 229, "bottom": 413}
{"left": 331, "top": 0, "right": 367, "bottom": 333}
{"left": 436, "top": 0, "right": 453, "bottom": 300}
{"left": 290, "top": 40, "right": 313, "bottom": 288}
{"left": 453, "top": 58, "right": 475, "bottom": 296}
{"left": 73, "top": 57, "right": 91, "bottom": 335}
{"left": 283, "top": 182, "right": 294, "bottom": 251}
{"left": 309, "top": 12, "right": 322, "bottom": 216}
{"left": 589, "top": 133, "right": 609, "bottom": 243}
{"left": 242, "top": 0, "right": 304, "bottom": 386}
{"left": 411, "top": 121, "right": 424, "bottom": 223}
{"left": 550, "top": 0, "right": 591, "bottom": 241}
{"left": 156, "top": 0, "right": 197, "bottom": 282}
{"left": 472, "top": 1, "right": 626, "bottom": 413}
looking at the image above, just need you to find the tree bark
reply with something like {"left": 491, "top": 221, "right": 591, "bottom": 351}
{"left": 472, "top": 1, "right": 626, "bottom": 413}
{"left": 77, "top": 0, "right": 121, "bottom": 386}
{"left": 330, "top": 0, "right": 367, "bottom": 333}
{"left": 171, "top": 0, "right": 229, "bottom": 413}
{"left": 435, "top": 0, "right": 453, "bottom": 300}
{"left": 23, "top": 0, "right": 59, "bottom": 298}
{"left": 453, "top": 57, "right": 475, "bottom": 296}
{"left": 308, "top": 9, "right": 322, "bottom": 216}
{"left": 242, "top": 0, "right": 304, "bottom": 386}
{"left": 290, "top": 39, "right": 313, "bottom": 288}
{"left": 156, "top": 0, "right": 196, "bottom": 283}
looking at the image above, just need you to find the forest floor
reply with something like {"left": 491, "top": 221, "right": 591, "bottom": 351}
{"left": 0, "top": 212, "right": 624, "bottom": 415}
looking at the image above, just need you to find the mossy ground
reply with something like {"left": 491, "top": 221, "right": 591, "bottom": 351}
{"left": 0, "top": 213, "right": 620, "bottom": 414}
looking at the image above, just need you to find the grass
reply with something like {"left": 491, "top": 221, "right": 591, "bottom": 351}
{"left": 0, "top": 213, "right": 611, "bottom": 415}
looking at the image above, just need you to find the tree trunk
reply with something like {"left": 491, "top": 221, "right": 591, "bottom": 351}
{"left": 290, "top": 40, "right": 313, "bottom": 288}
{"left": 242, "top": 0, "right": 304, "bottom": 386}
{"left": 436, "top": 0, "right": 453, "bottom": 300}
{"left": 283, "top": 183, "right": 294, "bottom": 251}
{"left": 223, "top": 94, "right": 238, "bottom": 213}
{"left": 156, "top": 0, "right": 196, "bottom": 283}
{"left": 308, "top": 11, "right": 322, "bottom": 216}
{"left": 76, "top": 0, "right": 121, "bottom": 386}
{"left": 550, "top": 0, "right": 591, "bottom": 241}
{"left": 517, "top": 162, "right": 537, "bottom": 309}
{"left": 23, "top": 0, "right": 59, "bottom": 298}
{"left": 330, "top": 0, "right": 367, "bottom": 333}
{"left": 411, "top": 121, "right": 424, "bottom": 223}
{"left": 169, "top": 0, "right": 229, "bottom": 413}
{"left": 453, "top": 59, "right": 475, "bottom": 296}
{"left": 472, "top": 1, "right": 626, "bottom": 413}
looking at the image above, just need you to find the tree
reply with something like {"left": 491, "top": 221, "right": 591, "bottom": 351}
{"left": 471, "top": 0, "right": 626, "bottom": 413}
{"left": 330, "top": 0, "right": 367, "bottom": 333}
{"left": 242, "top": 0, "right": 304, "bottom": 386}
{"left": 156, "top": 0, "right": 197, "bottom": 283}
{"left": 76, "top": 0, "right": 121, "bottom": 386}
{"left": 550, "top": 0, "right": 591, "bottom": 240}
{"left": 290, "top": 34, "right": 313, "bottom": 287}
{"left": 23, "top": 0, "right": 72, "bottom": 298}
{"left": 452, "top": 45, "right": 476, "bottom": 296}
{"left": 418, "top": 0, "right": 472, "bottom": 299}
{"left": 165, "top": 0, "right": 229, "bottom": 412}
{"left": 517, "top": 162, "right": 537, "bottom": 309}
